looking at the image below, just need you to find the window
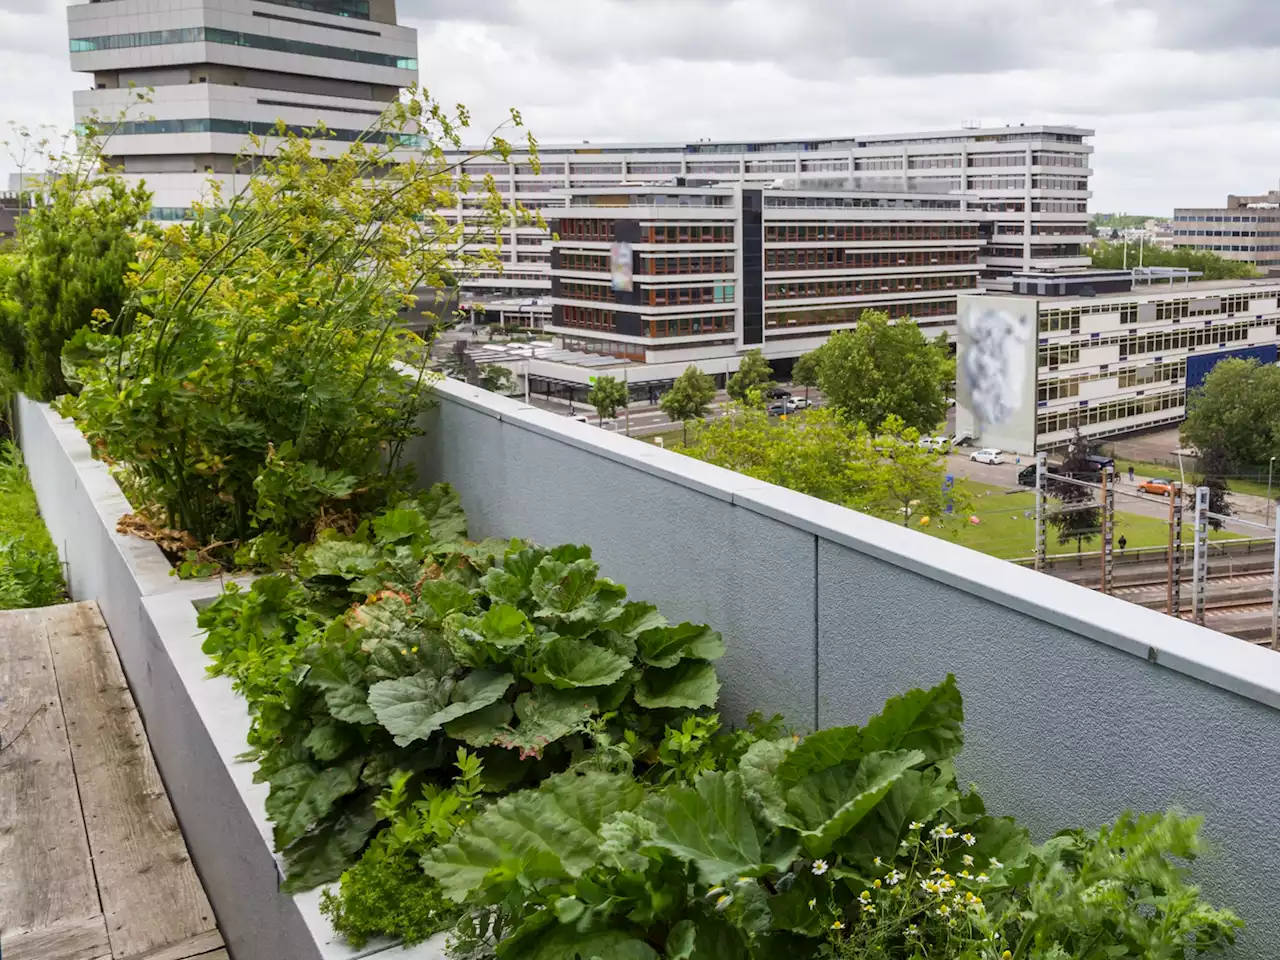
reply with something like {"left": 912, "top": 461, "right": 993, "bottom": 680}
{"left": 647, "top": 224, "right": 734, "bottom": 243}
{"left": 765, "top": 274, "right": 975, "bottom": 300}
{"left": 764, "top": 223, "right": 979, "bottom": 243}
{"left": 557, "top": 218, "right": 615, "bottom": 241}
{"left": 112, "top": 117, "right": 418, "bottom": 146}
{"left": 765, "top": 299, "right": 957, "bottom": 329}
{"left": 69, "top": 26, "right": 417, "bottom": 69}
{"left": 257, "top": 0, "right": 371, "bottom": 19}
{"left": 1037, "top": 390, "right": 1182, "bottom": 435}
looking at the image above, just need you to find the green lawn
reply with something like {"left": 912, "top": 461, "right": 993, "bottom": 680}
{"left": 0, "top": 442, "right": 65, "bottom": 609}
{"left": 1112, "top": 457, "right": 1273, "bottom": 499}
{"left": 920, "top": 481, "right": 1241, "bottom": 560}
{"left": 640, "top": 426, "right": 688, "bottom": 449}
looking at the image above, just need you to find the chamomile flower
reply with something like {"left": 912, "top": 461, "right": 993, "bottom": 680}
{"left": 906, "top": 924, "right": 919, "bottom": 935}
{"left": 873, "top": 856, "right": 883, "bottom": 867}
{"left": 831, "top": 920, "right": 844, "bottom": 931}
{"left": 962, "top": 854, "right": 975, "bottom": 867}
{"left": 909, "top": 820, "right": 925, "bottom": 830}
{"left": 811, "top": 859, "right": 829, "bottom": 876}
{"left": 976, "top": 873, "right": 990, "bottom": 884}
{"left": 989, "top": 858, "right": 1004, "bottom": 870}
{"left": 862, "top": 904, "right": 876, "bottom": 914}
{"left": 858, "top": 890, "right": 872, "bottom": 904}
{"left": 961, "top": 832, "right": 976, "bottom": 846}
{"left": 808, "top": 898, "right": 817, "bottom": 910}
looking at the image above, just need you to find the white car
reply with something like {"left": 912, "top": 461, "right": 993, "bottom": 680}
{"left": 919, "top": 435, "right": 952, "bottom": 453}
{"left": 791, "top": 397, "right": 812, "bottom": 410}
{"left": 969, "top": 448, "right": 1005, "bottom": 465}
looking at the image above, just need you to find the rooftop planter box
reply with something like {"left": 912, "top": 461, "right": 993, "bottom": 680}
{"left": 17, "top": 384, "right": 1280, "bottom": 958}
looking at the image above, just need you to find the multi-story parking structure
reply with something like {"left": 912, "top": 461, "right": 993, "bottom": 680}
{"left": 957, "top": 273, "right": 1280, "bottom": 454}
{"left": 448, "top": 125, "right": 1093, "bottom": 326}
{"left": 67, "top": 0, "right": 419, "bottom": 218}
{"left": 539, "top": 182, "right": 983, "bottom": 389}
{"left": 1172, "top": 189, "right": 1280, "bottom": 275}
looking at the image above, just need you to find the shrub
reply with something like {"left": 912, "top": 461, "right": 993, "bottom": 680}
{"left": 0, "top": 442, "right": 65, "bottom": 609}
{"left": 58, "top": 90, "right": 542, "bottom": 558}
{"left": 0, "top": 116, "right": 154, "bottom": 401}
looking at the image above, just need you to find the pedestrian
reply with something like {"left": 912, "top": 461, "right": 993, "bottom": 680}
{"left": 1118, "top": 534, "right": 1128, "bottom": 553}
{"left": 1128, "top": 465, "right": 1135, "bottom": 483}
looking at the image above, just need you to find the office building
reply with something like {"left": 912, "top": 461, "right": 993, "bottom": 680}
{"left": 448, "top": 125, "right": 1094, "bottom": 324}
{"left": 486, "top": 181, "right": 983, "bottom": 394}
{"left": 1172, "top": 189, "right": 1280, "bottom": 275}
{"left": 66, "top": 0, "right": 419, "bottom": 218}
{"left": 956, "top": 273, "right": 1280, "bottom": 455}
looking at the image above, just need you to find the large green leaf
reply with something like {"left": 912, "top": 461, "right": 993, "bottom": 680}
{"left": 478, "top": 546, "right": 545, "bottom": 605}
{"left": 265, "top": 757, "right": 361, "bottom": 849}
{"left": 530, "top": 557, "right": 627, "bottom": 623}
{"left": 783, "top": 749, "right": 925, "bottom": 858}
{"left": 776, "top": 726, "right": 863, "bottom": 790}
{"left": 635, "top": 622, "right": 725, "bottom": 668}
{"left": 417, "top": 578, "right": 473, "bottom": 624}
{"left": 861, "top": 674, "right": 964, "bottom": 764}
{"left": 839, "top": 763, "right": 960, "bottom": 863}
{"left": 443, "top": 699, "right": 514, "bottom": 747}
{"left": 640, "top": 771, "right": 798, "bottom": 885}
{"left": 444, "top": 604, "right": 531, "bottom": 666}
{"left": 524, "top": 927, "right": 659, "bottom": 960}
{"left": 368, "top": 669, "right": 512, "bottom": 748}
{"left": 634, "top": 661, "right": 720, "bottom": 710}
{"left": 738, "top": 738, "right": 800, "bottom": 830}
{"left": 373, "top": 506, "right": 429, "bottom": 546}
{"left": 604, "top": 601, "right": 667, "bottom": 639}
{"left": 303, "top": 722, "right": 355, "bottom": 763}
{"left": 496, "top": 689, "right": 596, "bottom": 758}
{"left": 533, "top": 635, "right": 633, "bottom": 689}
{"left": 416, "top": 483, "right": 468, "bottom": 546}
{"left": 280, "top": 791, "right": 378, "bottom": 891}
{"left": 424, "top": 771, "right": 645, "bottom": 902}
{"left": 302, "top": 538, "right": 381, "bottom": 581}
{"left": 303, "top": 645, "right": 376, "bottom": 725}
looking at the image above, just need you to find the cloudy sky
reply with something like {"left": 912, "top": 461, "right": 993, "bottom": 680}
{"left": 4, "top": 0, "right": 1280, "bottom": 213}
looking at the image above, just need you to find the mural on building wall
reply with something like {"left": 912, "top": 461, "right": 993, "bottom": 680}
{"left": 958, "top": 301, "right": 1036, "bottom": 429}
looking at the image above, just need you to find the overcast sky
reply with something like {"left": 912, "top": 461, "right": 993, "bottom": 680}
{"left": 4, "top": 0, "right": 1280, "bottom": 214}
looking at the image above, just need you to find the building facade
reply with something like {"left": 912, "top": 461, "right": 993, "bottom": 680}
{"left": 1172, "top": 189, "right": 1280, "bottom": 274}
{"left": 449, "top": 125, "right": 1093, "bottom": 324}
{"left": 956, "top": 276, "right": 1280, "bottom": 454}
{"left": 539, "top": 183, "right": 983, "bottom": 387}
{"left": 67, "top": 0, "right": 418, "bottom": 218}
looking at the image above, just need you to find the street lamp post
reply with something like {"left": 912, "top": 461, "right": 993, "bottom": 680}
{"left": 1269, "top": 456, "right": 1276, "bottom": 525}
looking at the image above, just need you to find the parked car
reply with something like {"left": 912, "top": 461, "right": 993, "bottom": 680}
{"left": 766, "top": 387, "right": 792, "bottom": 400}
{"left": 969, "top": 448, "right": 1005, "bottom": 465}
{"left": 1137, "top": 477, "right": 1174, "bottom": 496}
{"left": 766, "top": 400, "right": 796, "bottom": 416}
{"left": 919, "top": 435, "right": 952, "bottom": 453}
{"left": 791, "top": 397, "right": 812, "bottom": 410}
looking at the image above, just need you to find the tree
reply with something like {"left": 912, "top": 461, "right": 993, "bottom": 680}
{"left": 812, "top": 311, "right": 950, "bottom": 433}
{"left": 871, "top": 416, "right": 966, "bottom": 526}
{"left": 792, "top": 351, "right": 819, "bottom": 402}
{"left": 1181, "top": 358, "right": 1280, "bottom": 467}
{"left": 588, "top": 374, "right": 629, "bottom": 424}
{"left": 59, "top": 89, "right": 542, "bottom": 552}
{"left": 1090, "top": 239, "right": 1259, "bottom": 280}
{"left": 478, "top": 365, "right": 514, "bottom": 395}
{"left": 1049, "top": 428, "right": 1102, "bottom": 553}
{"left": 726, "top": 348, "right": 774, "bottom": 406}
{"left": 1, "top": 113, "right": 154, "bottom": 400}
{"left": 660, "top": 366, "right": 716, "bottom": 445}
{"left": 1193, "top": 444, "right": 1232, "bottom": 532}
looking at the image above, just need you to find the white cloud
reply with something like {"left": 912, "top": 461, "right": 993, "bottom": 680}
{"left": 4, "top": 0, "right": 1280, "bottom": 212}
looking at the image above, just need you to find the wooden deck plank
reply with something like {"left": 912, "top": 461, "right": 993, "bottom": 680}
{"left": 131, "top": 930, "right": 227, "bottom": 960}
{"left": 0, "top": 914, "right": 110, "bottom": 960}
{"left": 45, "top": 603, "right": 219, "bottom": 960}
{"left": 0, "top": 607, "right": 102, "bottom": 947}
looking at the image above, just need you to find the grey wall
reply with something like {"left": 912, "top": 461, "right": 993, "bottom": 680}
{"left": 412, "top": 379, "right": 1280, "bottom": 958}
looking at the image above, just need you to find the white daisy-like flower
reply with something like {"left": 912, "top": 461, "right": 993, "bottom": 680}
{"left": 989, "top": 858, "right": 1004, "bottom": 870}
{"left": 976, "top": 873, "right": 990, "bottom": 884}
{"left": 961, "top": 832, "right": 976, "bottom": 847}
{"left": 962, "top": 854, "right": 975, "bottom": 867}
{"left": 811, "top": 859, "right": 829, "bottom": 876}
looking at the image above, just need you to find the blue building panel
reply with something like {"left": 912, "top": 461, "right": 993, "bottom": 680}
{"left": 1185, "top": 344, "right": 1280, "bottom": 390}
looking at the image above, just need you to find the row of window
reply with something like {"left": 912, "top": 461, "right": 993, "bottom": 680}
{"left": 1038, "top": 390, "right": 1183, "bottom": 435}
{"left": 559, "top": 336, "right": 645, "bottom": 362}
{"left": 1174, "top": 214, "right": 1280, "bottom": 223}
{"left": 259, "top": 0, "right": 371, "bottom": 18}
{"left": 765, "top": 298, "right": 957, "bottom": 328}
{"left": 1034, "top": 200, "right": 1089, "bottom": 212}
{"left": 648, "top": 283, "right": 736, "bottom": 306}
{"left": 765, "top": 275, "right": 975, "bottom": 300}
{"left": 1041, "top": 320, "right": 1268, "bottom": 365}
{"left": 765, "top": 224, "right": 979, "bottom": 242}
{"left": 112, "top": 117, "right": 417, "bottom": 145}
{"left": 647, "top": 255, "right": 735, "bottom": 275}
{"left": 648, "top": 225, "right": 736, "bottom": 244}
{"left": 1030, "top": 152, "right": 1089, "bottom": 168}
{"left": 764, "top": 248, "right": 979, "bottom": 270}
{"left": 646, "top": 314, "right": 735, "bottom": 337}
{"left": 1037, "top": 360, "right": 1186, "bottom": 401}
{"left": 1171, "top": 230, "right": 1280, "bottom": 238}
{"left": 968, "top": 176, "right": 1026, "bottom": 190}
{"left": 1041, "top": 302, "right": 1139, "bottom": 332}
{"left": 69, "top": 26, "right": 417, "bottom": 69}
{"left": 1032, "top": 176, "right": 1089, "bottom": 190}
{"left": 763, "top": 196, "right": 964, "bottom": 210}
{"left": 557, "top": 218, "right": 614, "bottom": 241}
{"left": 559, "top": 281, "right": 615, "bottom": 303}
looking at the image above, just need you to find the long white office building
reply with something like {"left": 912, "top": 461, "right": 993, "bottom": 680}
{"left": 957, "top": 273, "right": 1280, "bottom": 455}
{"left": 67, "top": 0, "right": 419, "bottom": 218}
{"left": 448, "top": 125, "right": 1094, "bottom": 323}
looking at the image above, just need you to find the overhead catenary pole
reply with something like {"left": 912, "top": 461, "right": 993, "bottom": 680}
{"left": 1192, "top": 486, "right": 1210, "bottom": 626}
{"left": 1034, "top": 451, "right": 1047, "bottom": 572}
{"left": 1100, "top": 466, "right": 1115, "bottom": 594}
{"left": 1168, "top": 482, "right": 1183, "bottom": 617}
{"left": 1272, "top": 506, "right": 1280, "bottom": 650}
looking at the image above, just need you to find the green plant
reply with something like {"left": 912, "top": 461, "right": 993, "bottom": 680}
{"left": 0, "top": 111, "right": 154, "bottom": 402}
{"left": 58, "top": 89, "right": 542, "bottom": 558}
{"left": 659, "top": 366, "right": 717, "bottom": 445}
{"left": 199, "top": 484, "right": 726, "bottom": 893}
{"left": 0, "top": 441, "right": 64, "bottom": 609}
{"left": 812, "top": 311, "right": 952, "bottom": 433}
{"left": 727, "top": 349, "right": 775, "bottom": 406}
{"left": 588, "top": 375, "right": 629, "bottom": 424}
